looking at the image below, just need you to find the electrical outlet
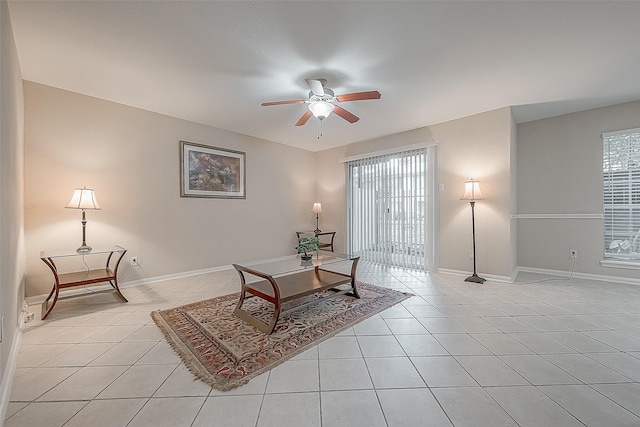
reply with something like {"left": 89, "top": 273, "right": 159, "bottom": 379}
{"left": 570, "top": 249, "right": 577, "bottom": 258}
{"left": 131, "top": 256, "right": 139, "bottom": 266}
{"left": 469, "top": 249, "right": 474, "bottom": 259}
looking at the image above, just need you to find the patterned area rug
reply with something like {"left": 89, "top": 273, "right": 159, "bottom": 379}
{"left": 151, "top": 282, "right": 411, "bottom": 391}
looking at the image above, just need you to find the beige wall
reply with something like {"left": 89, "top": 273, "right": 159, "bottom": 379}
{"left": 517, "top": 100, "right": 640, "bottom": 280}
{"left": 1, "top": 0, "right": 26, "bottom": 402}
{"left": 21, "top": 81, "right": 640, "bottom": 302}
{"left": 24, "top": 82, "right": 318, "bottom": 297}
{"left": 317, "top": 107, "right": 515, "bottom": 279}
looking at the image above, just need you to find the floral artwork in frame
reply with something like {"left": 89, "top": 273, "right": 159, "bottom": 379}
{"left": 180, "top": 141, "right": 246, "bottom": 199}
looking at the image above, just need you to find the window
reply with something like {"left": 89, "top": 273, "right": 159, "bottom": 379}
{"left": 346, "top": 148, "right": 429, "bottom": 270}
{"left": 603, "top": 128, "right": 640, "bottom": 260}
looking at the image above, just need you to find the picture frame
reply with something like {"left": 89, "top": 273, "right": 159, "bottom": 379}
{"left": 180, "top": 140, "right": 246, "bottom": 199}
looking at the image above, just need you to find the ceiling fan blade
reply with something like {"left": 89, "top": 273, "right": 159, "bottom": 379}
{"left": 295, "top": 110, "right": 313, "bottom": 126}
{"left": 305, "top": 79, "right": 325, "bottom": 96}
{"left": 333, "top": 105, "right": 360, "bottom": 123}
{"left": 261, "top": 100, "right": 306, "bottom": 106}
{"left": 336, "top": 91, "right": 381, "bottom": 102}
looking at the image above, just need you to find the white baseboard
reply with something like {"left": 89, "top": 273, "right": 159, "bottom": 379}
{"left": 437, "top": 268, "right": 513, "bottom": 283}
{"left": 513, "top": 266, "right": 640, "bottom": 286}
{"left": 25, "top": 258, "right": 640, "bottom": 307}
{"left": 24, "top": 264, "right": 234, "bottom": 306}
{"left": 0, "top": 311, "right": 27, "bottom": 427}
{"left": 440, "top": 266, "right": 640, "bottom": 286}
{"left": 119, "top": 263, "right": 235, "bottom": 289}
{"left": 25, "top": 254, "right": 298, "bottom": 306}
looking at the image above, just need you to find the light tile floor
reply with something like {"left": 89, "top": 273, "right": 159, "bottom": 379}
{"left": 6, "top": 263, "right": 640, "bottom": 426}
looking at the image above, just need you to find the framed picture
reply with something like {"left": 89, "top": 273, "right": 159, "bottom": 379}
{"left": 180, "top": 141, "right": 246, "bottom": 199}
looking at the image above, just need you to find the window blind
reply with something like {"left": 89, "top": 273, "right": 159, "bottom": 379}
{"left": 346, "top": 148, "right": 428, "bottom": 270}
{"left": 603, "top": 127, "right": 640, "bottom": 260}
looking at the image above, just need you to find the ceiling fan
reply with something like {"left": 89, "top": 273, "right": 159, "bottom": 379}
{"left": 261, "top": 78, "right": 381, "bottom": 127}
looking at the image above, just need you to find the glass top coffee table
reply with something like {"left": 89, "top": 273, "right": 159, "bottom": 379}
{"left": 232, "top": 251, "right": 360, "bottom": 334}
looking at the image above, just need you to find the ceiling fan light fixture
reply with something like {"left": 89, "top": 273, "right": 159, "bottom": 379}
{"left": 309, "top": 101, "right": 335, "bottom": 120}
{"left": 262, "top": 79, "right": 379, "bottom": 127}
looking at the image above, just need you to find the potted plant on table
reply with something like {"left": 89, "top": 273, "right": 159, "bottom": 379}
{"left": 296, "top": 236, "right": 320, "bottom": 261}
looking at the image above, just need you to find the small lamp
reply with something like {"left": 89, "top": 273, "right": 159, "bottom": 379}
{"left": 460, "top": 179, "right": 485, "bottom": 283}
{"left": 65, "top": 186, "right": 101, "bottom": 253}
{"left": 312, "top": 202, "right": 322, "bottom": 233}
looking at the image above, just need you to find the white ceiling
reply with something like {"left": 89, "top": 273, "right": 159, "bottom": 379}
{"left": 8, "top": 1, "right": 640, "bottom": 151}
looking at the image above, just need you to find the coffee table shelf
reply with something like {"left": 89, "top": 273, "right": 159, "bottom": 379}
{"left": 233, "top": 251, "right": 359, "bottom": 334}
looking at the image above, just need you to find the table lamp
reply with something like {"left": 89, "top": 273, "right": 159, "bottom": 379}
{"left": 312, "top": 202, "right": 322, "bottom": 233}
{"left": 65, "top": 186, "right": 101, "bottom": 253}
{"left": 460, "top": 179, "right": 485, "bottom": 283}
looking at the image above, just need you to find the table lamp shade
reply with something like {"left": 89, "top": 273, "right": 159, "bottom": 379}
{"left": 66, "top": 187, "right": 100, "bottom": 253}
{"left": 65, "top": 187, "right": 101, "bottom": 210}
{"left": 460, "top": 179, "right": 484, "bottom": 201}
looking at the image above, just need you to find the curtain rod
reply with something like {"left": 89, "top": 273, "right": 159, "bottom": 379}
{"left": 339, "top": 141, "right": 437, "bottom": 163}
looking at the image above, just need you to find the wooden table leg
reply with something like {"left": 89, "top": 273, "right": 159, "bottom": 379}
{"left": 108, "top": 249, "right": 128, "bottom": 302}
{"left": 350, "top": 257, "right": 360, "bottom": 298}
{"left": 232, "top": 265, "right": 282, "bottom": 334}
{"left": 41, "top": 257, "right": 60, "bottom": 320}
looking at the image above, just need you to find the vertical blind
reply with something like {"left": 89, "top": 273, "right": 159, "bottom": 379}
{"left": 346, "top": 148, "right": 428, "bottom": 270}
{"left": 603, "top": 127, "right": 640, "bottom": 260}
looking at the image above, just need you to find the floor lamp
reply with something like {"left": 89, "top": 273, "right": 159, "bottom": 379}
{"left": 461, "top": 179, "right": 486, "bottom": 283}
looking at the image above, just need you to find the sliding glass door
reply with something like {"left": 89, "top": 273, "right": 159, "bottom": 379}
{"left": 346, "top": 147, "right": 431, "bottom": 270}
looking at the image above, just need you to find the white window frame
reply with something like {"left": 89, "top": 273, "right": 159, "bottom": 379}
{"left": 603, "top": 127, "right": 640, "bottom": 261}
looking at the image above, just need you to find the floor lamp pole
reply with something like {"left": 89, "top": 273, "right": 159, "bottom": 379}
{"left": 466, "top": 200, "right": 486, "bottom": 283}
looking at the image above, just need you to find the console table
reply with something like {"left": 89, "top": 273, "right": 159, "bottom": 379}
{"left": 40, "top": 245, "right": 128, "bottom": 320}
{"left": 232, "top": 251, "right": 359, "bottom": 334}
{"left": 296, "top": 231, "right": 336, "bottom": 252}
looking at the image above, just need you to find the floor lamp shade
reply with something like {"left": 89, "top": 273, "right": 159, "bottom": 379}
{"left": 460, "top": 179, "right": 485, "bottom": 201}
{"left": 460, "top": 179, "right": 485, "bottom": 283}
{"left": 65, "top": 187, "right": 101, "bottom": 253}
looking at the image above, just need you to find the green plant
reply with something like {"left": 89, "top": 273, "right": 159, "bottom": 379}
{"left": 295, "top": 236, "right": 319, "bottom": 255}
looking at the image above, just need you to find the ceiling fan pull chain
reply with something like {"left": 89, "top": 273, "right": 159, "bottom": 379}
{"left": 319, "top": 119, "right": 326, "bottom": 139}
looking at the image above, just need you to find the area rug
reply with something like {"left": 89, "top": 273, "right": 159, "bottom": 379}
{"left": 151, "top": 282, "right": 411, "bottom": 391}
